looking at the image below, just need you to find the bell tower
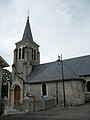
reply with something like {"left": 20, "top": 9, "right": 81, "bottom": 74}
{"left": 10, "top": 15, "right": 40, "bottom": 105}
{"left": 12, "top": 16, "right": 40, "bottom": 81}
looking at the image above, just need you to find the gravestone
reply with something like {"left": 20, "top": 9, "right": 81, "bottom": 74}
{"left": 23, "top": 95, "right": 29, "bottom": 112}
{"left": 4, "top": 96, "right": 8, "bottom": 116}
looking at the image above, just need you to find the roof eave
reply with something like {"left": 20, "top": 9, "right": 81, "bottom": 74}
{"left": 24, "top": 77, "right": 84, "bottom": 84}
{"left": 0, "top": 56, "right": 9, "bottom": 67}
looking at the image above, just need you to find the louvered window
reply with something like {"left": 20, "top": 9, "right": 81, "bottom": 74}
{"left": 19, "top": 48, "right": 21, "bottom": 60}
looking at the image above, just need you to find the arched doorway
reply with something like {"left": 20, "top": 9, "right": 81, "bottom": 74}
{"left": 14, "top": 85, "right": 20, "bottom": 105}
{"left": 87, "top": 81, "right": 90, "bottom": 92}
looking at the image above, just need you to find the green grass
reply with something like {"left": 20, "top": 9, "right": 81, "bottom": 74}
{"left": 14, "top": 103, "right": 23, "bottom": 111}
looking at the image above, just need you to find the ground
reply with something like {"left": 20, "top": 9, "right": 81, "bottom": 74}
{"left": 0, "top": 103, "right": 90, "bottom": 120}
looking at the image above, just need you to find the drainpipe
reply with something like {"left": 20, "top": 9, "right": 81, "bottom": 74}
{"left": 58, "top": 54, "right": 66, "bottom": 107}
{"left": 56, "top": 81, "right": 58, "bottom": 105}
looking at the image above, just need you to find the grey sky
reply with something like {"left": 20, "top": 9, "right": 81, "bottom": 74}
{"left": 0, "top": 0, "right": 90, "bottom": 71}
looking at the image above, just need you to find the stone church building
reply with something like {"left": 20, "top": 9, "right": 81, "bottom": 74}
{"left": 10, "top": 16, "right": 90, "bottom": 111}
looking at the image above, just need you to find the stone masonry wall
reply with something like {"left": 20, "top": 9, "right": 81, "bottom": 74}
{"left": 0, "top": 65, "right": 3, "bottom": 115}
{"left": 24, "top": 80, "right": 85, "bottom": 111}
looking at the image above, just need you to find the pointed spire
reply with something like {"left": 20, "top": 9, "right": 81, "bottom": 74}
{"left": 22, "top": 16, "right": 33, "bottom": 41}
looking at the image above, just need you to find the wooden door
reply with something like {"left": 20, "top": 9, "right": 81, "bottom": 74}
{"left": 14, "top": 85, "right": 20, "bottom": 105}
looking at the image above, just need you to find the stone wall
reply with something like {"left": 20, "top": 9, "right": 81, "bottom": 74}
{"left": 12, "top": 39, "right": 40, "bottom": 82}
{"left": 24, "top": 79, "right": 85, "bottom": 111}
{"left": 32, "top": 80, "right": 85, "bottom": 106}
{"left": 63, "top": 80, "right": 85, "bottom": 106}
{"left": 0, "top": 65, "right": 3, "bottom": 99}
{"left": 85, "top": 92, "right": 90, "bottom": 102}
{"left": 10, "top": 79, "right": 24, "bottom": 105}
{"left": 23, "top": 96, "right": 56, "bottom": 112}
{"left": 0, "top": 65, "right": 3, "bottom": 115}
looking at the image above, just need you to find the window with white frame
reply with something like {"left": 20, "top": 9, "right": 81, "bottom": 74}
{"left": 19, "top": 48, "right": 21, "bottom": 60}
{"left": 16, "top": 49, "right": 18, "bottom": 61}
{"left": 31, "top": 48, "right": 34, "bottom": 60}
{"left": 31, "top": 47, "right": 36, "bottom": 61}
{"left": 18, "top": 46, "right": 25, "bottom": 60}
{"left": 22, "top": 47, "right": 25, "bottom": 59}
{"left": 34, "top": 49, "right": 36, "bottom": 61}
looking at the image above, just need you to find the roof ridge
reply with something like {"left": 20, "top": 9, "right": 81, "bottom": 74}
{"left": 33, "top": 61, "right": 56, "bottom": 67}
{"left": 33, "top": 55, "right": 90, "bottom": 67}
{"left": 64, "top": 55, "right": 90, "bottom": 61}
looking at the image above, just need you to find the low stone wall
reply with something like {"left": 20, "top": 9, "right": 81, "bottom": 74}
{"left": 23, "top": 96, "right": 56, "bottom": 112}
{"left": 85, "top": 92, "right": 90, "bottom": 102}
{"left": 66, "top": 93, "right": 85, "bottom": 106}
{"left": 44, "top": 97, "right": 56, "bottom": 109}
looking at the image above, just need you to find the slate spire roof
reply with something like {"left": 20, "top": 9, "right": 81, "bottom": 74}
{"left": 22, "top": 16, "right": 33, "bottom": 41}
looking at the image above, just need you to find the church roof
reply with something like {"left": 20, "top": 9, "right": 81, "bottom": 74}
{"left": 25, "top": 55, "right": 90, "bottom": 83}
{"left": 22, "top": 17, "right": 33, "bottom": 41}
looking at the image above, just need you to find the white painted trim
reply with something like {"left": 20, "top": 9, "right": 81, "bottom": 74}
{"left": 86, "top": 81, "right": 90, "bottom": 92}
{"left": 41, "top": 83, "right": 48, "bottom": 97}
{"left": 18, "top": 45, "right": 25, "bottom": 61}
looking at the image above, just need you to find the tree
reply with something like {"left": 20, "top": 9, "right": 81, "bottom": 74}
{"left": 1, "top": 69, "right": 12, "bottom": 98}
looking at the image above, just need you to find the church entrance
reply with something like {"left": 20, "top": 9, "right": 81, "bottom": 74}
{"left": 14, "top": 85, "right": 20, "bottom": 105}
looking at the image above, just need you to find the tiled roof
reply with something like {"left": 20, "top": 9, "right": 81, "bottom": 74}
{"left": 25, "top": 55, "right": 90, "bottom": 83}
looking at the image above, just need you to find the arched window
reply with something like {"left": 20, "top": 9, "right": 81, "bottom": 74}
{"left": 16, "top": 49, "right": 18, "bottom": 61}
{"left": 19, "top": 48, "right": 21, "bottom": 60}
{"left": 31, "top": 47, "right": 36, "bottom": 61}
{"left": 42, "top": 83, "right": 47, "bottom": 96}
{"left": 18, "top": 46, "right": 25, "bottom": 60}
{"left": 34, "top": 49, "right": 36, "bottom": 60}
{"left": 22, "top": 47, "right": 25, "bottom": 59}
{"left": 87, "top": 81, "right": 90, "bottom": 92}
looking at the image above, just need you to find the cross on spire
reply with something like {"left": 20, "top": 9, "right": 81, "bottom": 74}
{"left": 22, "top": 10, "right": 33, "bottom": 41}
{"left": 27, "top": 9, "right": 29, "bottom": 18}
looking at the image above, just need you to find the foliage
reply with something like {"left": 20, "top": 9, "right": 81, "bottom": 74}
{"left": 1, "top": 69, "right": 12, "bottom": 98}
{"left": 14, "top": 103, "right": 23, "bottom": 111}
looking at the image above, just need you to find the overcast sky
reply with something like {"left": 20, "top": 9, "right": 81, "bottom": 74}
{"left": 0, "top": 0, "right": 90, "bottom": 71}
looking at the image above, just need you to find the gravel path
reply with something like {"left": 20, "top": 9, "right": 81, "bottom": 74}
{"left": 0, "top": 103, "right": 90, "bottom": 120}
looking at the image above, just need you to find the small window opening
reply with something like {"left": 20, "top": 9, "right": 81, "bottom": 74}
{"left": 87, "top": 81, "right": 90, "bottom": 92}
{"left": 42, "top": 83, "right": 47, "bottom": 96}
{"left": 19, "top": 48, "right": 21, "bottom": 60}
{"left": 34, "top": 49, "right": 36, "bottom": 60}
{"left": 22, "top": 47, "right": 25, "bottom": 59}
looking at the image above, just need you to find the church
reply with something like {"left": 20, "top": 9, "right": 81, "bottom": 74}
{"left": 10, "top": 16, "right": 90, "bottom": 111}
